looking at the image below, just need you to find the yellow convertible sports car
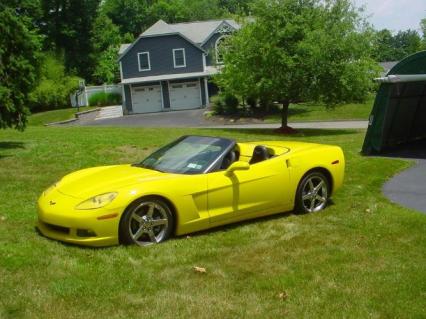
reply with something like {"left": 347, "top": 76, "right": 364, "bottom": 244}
{"left": 37, "top": 135, "right": 345, "bottom": 247}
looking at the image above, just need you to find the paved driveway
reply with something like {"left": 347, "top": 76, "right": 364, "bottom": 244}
{"left": 81, "top": 108, "right": 367, "bottom": 129}
{"left": 382, "top": 140, "right": 426, "bottom": 214}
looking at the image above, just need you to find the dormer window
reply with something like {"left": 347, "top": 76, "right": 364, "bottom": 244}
{"left": 215, "top": 35, "right": 228, "bottom": 64}
{"left": 173, "top": 48, "right": 186, "bottom": 68}
{"left": 138, "top": 52, "right": 151, "bottom": 71}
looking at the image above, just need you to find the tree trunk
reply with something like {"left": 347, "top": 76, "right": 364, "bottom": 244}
{"left": 281, "top": 100, "right": 290, "bottom": 128}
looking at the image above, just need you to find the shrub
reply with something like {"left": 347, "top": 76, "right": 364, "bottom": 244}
{"left": 88, "top": 92, "right": 121, "bottom": 107}
{"left": 211, "top": 95, "right": 225, "bottom": 115}
{"left": 246, "top": 95, "right": 257, "bottom": 109}
{"left": 29, "top": 54, "right": 80, "bottom": 111}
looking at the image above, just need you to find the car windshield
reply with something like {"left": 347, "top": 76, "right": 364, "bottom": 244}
{"left": 135, "top": 136, "right": 234, "bottom": 174}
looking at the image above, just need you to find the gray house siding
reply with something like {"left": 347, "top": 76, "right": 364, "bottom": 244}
{"left": 123, "top": 84, "right": 132, "bottom": 113}
{"left": 202, "top": 32, "right": 224, "bottom": 66}
{"left": 200, "top": 78, "right": 206, "bottom": 106}
{"left": 121, "top": 35, "right": 204, "bottom": 79}
{"left": 161, "top": 81, "right": 170, "bottom": 109}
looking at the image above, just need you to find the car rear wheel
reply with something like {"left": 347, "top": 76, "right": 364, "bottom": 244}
{"left": 295, "top": 171, "right": 329, "bottom": 214}
{"left": 120, "top": 197, "right": 174, "bottom": 246}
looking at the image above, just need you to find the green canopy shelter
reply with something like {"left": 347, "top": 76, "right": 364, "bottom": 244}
{"left": 362, "top": 51, "right": 426, "bottom": 154}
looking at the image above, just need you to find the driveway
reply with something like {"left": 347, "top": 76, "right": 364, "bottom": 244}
{"left": 382, "top": 140, "right": 426, "bottom": 214}
{"left": 80, "top": 108, "right": 367, "bottom": 129}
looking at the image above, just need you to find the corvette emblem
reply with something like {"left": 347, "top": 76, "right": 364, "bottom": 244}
{"left": 49, "top": 200, "right": 56, "bottom": 206}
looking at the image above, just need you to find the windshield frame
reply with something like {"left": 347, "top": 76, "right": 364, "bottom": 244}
{"left": 133, "top": 135, "right": 236, "bottom": 174}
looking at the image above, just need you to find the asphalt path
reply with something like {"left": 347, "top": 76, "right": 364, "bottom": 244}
{"left": 381, "top": 140, "right": 426, "bottom": 214}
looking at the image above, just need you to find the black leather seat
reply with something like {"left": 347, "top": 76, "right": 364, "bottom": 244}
{"left": 249, "top": 145, "right": 270, "bottom": 164}
{"left": 221, "top": 150, "right": 237, "bottom": 169}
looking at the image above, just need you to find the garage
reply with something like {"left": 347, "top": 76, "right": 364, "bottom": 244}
{"left": 169, "top": 81, "right": 201, "bottom": 110}
{"left": 362, "top": 51, "right": 426, "bottom": 155}
{"left": 131, "top": 85, "right": 163, "bottom": 113}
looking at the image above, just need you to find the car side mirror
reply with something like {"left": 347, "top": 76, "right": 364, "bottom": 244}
{"left": 225, "top": 161, "right": 250, "bottom": 175}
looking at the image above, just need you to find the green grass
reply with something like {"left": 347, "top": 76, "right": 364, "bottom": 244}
{"left": 27, "top": 107, "right": 95, "bottom": 126}
{"left": 264, "top": 96, "right": 374, "bottom": 123}
{"left": 1, "top": 126, "right": 425, "bottom": 318}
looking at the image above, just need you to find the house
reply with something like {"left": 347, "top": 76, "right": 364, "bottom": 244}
{"left": 118, "top": 19, "right": 240, "bottom": 114}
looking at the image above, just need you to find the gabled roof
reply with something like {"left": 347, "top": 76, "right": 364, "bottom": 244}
{"left": 118, "top": 19, "right": 240, "bottom": 61}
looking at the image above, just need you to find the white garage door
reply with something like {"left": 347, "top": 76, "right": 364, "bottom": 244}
{"left": 132, "top": 85, "right": 162, "bottom": 113}
{"left": 169, "top": 81, "right": 201, "bottom": 110}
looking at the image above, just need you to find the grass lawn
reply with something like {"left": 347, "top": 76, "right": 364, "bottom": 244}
{"left": 264, "top": 96, "right": 374, "bottom": 123}
{"left": 0, "top": 126, "right": 425, "bottom": 318}
{"left": 27, "top": 107, "right": 95, "bottom": 126}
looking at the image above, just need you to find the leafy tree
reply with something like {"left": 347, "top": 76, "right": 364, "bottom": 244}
{"left": 216, "top": 0, "right": 379, "bottom": 130}
{"left": 421, "top": 18, "right": 426, "bottom": 49}
{"left": 0, "top": 1, "right": 42, "bottom": 130}
{"left": 29, "top": 54, "right": 80, "bottom": 111}
{"left": 91, "top": 13, "right": 122, "bottom": 83}
{"left": 393, "top": 29, "right": 422, "bottom": 59}
{"left": 101, "top": 0, "right": 151, "bottom": 37}
{"left": 373, "top": 29, "right": 398, "bottom": 61}
{"left": 40, "top": 0, "right": 101, "bottom": 79}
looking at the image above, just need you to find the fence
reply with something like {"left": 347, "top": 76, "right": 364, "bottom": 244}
{"left": 70, "top": 84, "right": 122, "bottom": 107}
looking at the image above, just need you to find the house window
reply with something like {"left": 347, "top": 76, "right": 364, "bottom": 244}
{"left": 215, "top": 35, "right": 229, "bottom": 64}
{"left": 138, "top": 52, "right": 151, "bottom": 71}
{"left": 173, "top": 48, "right": 186, "bottom": 68}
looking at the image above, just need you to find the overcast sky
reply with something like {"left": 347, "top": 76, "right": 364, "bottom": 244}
{"left": 353, "top": 0, "right": 426, "bottom": 33}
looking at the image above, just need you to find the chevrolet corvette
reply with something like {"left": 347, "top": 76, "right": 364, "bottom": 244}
{"left": 37, "top": 135, "right": 345, "bottom": 247}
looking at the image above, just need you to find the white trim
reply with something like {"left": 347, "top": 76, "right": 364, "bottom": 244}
{"left": 129, "top": 84, "right": 134, "bottom": 114}
{"left": 167, "top": 80, "right": 171, "bottom": 109}
{"left": 137, "top": 52, "right": 151, "bottom": 71}
{"left": 198, "top": 77, "right": 203, "bottom": 106}
{"left": 159, "top": 82, "right": 165, "bottom": 110}
{"left": 204, "top": 77, "right": 209, "bottom": 105}
{"left": 173, "top": 48, "right": 186, "bottom": 68}
{"left": 201, "top": 20, "right": 236, "bottom": 46}
{"left": 119, "top": 61, "right": 124, "bottom": 81}
{"left": 121, "top": 67, "right": 219, "bottom": 84}
{"left": 202, "top": 53, "right": 207, "bottom": 71}
{"left": 215, "top": 35, "right": 228, "bottom": 65}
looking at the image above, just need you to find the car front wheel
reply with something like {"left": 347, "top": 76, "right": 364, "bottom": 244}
{"left": 119, "top": 197, "right": 174, "bottom": 246}
{"left": 295, "top": 171, "right": 329, "bottom": 214}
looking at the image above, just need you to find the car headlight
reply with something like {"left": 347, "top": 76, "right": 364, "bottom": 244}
{"left": 75, "top": 192, "right": 118, "bottom": 210}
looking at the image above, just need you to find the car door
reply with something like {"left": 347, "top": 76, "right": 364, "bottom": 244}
{"left": 207, "top": 157, "right": 291, "bottom": 226}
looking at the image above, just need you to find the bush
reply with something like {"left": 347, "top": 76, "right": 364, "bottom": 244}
{"left": 246, "top": 95, "right": 257, "bottom": 109}
{"left": 29, "top": 54, "right": 80, "bottom": 111}
{"left": 88, "top": 92, "right": 122, "bottom": 107}
{"left": 212, "top": 93, "right": 239, "bottom": 115}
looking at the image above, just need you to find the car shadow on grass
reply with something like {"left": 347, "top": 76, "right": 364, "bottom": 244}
{"left": 0, "top": 141, "right": 25, "bottom": 159}
{"left": 175, "top": 199, "right": 336, "bottom": 241}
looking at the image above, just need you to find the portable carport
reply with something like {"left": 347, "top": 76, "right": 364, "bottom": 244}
{"left": 362, "top": 51, "right": 426, "bottom": 154}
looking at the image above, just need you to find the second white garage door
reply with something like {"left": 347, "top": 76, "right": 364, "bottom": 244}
{"left": 132, "top": 85, "right": 162, "bottom": 113}
{"left": 169, "top": 81, "right": 201, "bottom": 110}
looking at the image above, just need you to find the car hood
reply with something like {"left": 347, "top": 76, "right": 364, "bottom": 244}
{"left": 56, "top": 164, "right": 166, "bottom": 199}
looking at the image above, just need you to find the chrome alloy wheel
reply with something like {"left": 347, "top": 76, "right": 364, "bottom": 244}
{"left": 301, "top": 175, "right": 328, "bottom": 213}
{"left": 128, "top": 201, "right": 170, "bottom": 246}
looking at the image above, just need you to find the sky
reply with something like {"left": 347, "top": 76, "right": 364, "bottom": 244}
{"left": 353, "top": 0, "right": 426, "bottom": 33}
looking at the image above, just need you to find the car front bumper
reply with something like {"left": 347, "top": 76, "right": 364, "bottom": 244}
{"left": 37, "top": 190, "right": 122, "bottom": 247}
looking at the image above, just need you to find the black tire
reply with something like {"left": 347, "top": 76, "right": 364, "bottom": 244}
{"left": 295, "top": 171, "right": 330, "bottom": 214}
{"left": 119, "top": 197, "right": 175, "bottom": 246}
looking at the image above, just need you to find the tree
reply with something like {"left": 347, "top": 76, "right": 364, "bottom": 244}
{"left": 421, "top": 18, "right": 426, "bottom": 49}
{"left": 216, "top": 0, "right": 379, "bottom": 130}
{"left": 102, "top": 0, "right": 151, "bottom": 37}
{"left": 40, "top": 0, "right": 101, "bottom": 79}
{"left": 373, "top": 29, "right": 398, "bottom": 61}
{"left": 393, "top": 29, "right": 422, "bottom": 59}
{"left": 91, "top": 12, "right": 122, "bottom": 84}
{"left": 0, "top": 1, "right": 42, "bottom": 130}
